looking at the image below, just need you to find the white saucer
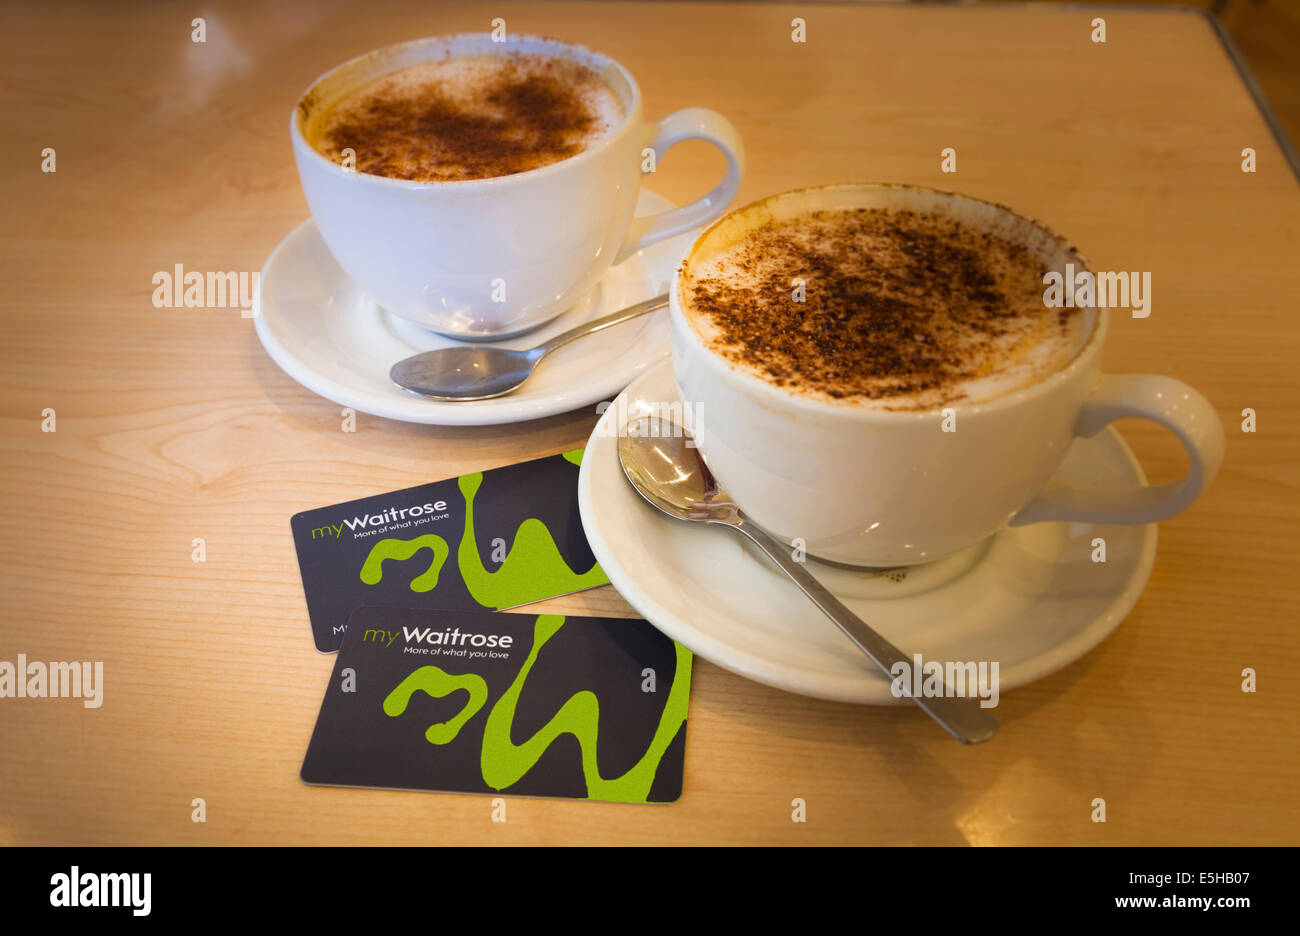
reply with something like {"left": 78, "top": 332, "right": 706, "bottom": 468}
{"left": 254, "top": 191, "right": 691, "bottom": 426}
{"left": 577, "top": 359, "right": 1159, "bottom": 705}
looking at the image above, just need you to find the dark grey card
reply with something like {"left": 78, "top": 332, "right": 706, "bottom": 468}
{"left": 290, "top": 450, "right": 607, "bottom": 652}
{"left": 301, "top": 606, "right": 692, "bottom": 804}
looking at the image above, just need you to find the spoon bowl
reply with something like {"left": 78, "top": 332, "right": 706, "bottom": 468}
{"left": 618, "top": 429, "right": 737, "bottom": 522}
{"left": 391, "top": 294, "right": 668, "bottom": 401}
{"left": 391, "top": 346, "right": 541, "bottom": 402}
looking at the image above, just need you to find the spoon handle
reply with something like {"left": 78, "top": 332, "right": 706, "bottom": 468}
{"left": 534, "top": 294, "right": 669, "bottom": 359}
{"left": 726, "top": 515, "right": 999, "bottom": 744}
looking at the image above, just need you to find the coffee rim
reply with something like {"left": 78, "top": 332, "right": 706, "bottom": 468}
{"left": 671, "top": 181, "right": 1109, "bottom": 421}
{"left": 290, "top": 33, "right": 642, "bottom": 189}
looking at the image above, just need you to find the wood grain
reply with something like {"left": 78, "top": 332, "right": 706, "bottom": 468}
{"left": 1, "top": 1, "right": 1297, "bottom": 844}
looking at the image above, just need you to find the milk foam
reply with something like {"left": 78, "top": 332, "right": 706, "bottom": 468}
{"left": 682, "top": 193, "right": 1093, "bottom": 411}
{"left": 308, "top": 54, "right": 625, "bottom": 181}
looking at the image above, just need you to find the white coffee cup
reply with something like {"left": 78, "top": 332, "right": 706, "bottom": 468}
{"left": 670, "top": 183, "right": 1225, "bottom": 568}
{"left": 291, "top": 34, "right": 745, "bottom": 339}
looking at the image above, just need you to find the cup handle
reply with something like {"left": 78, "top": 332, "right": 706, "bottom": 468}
{"left": 613, "top": 107, "right": 745, "bottom": 264}
{"left": 1009, "top": 374, "right": 1225, "bottom": 526}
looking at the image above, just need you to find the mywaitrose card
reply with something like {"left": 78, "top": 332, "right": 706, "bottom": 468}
{"left": 290, "top": 450, "right": 607, "bottom": 652}
{"left": 301, "top": 606, "right": 692, "bottom": 804}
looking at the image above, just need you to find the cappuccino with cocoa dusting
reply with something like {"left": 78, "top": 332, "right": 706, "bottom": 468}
{"left": 306, "top": 53, "right": 624, "bottom": 182}
{"left": 682, "top": 197, "right": 1090, "bottom": 410}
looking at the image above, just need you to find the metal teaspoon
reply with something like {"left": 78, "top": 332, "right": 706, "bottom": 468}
{"left": 390, "top": 294, "right": 669, "bottom": 401}
{"left": 617, "top": 420, "right": 999, "bottom": 744}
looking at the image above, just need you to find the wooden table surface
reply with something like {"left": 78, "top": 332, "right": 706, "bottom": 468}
{"left": 2, "top": 0, "right": 1297, "bottom": 845}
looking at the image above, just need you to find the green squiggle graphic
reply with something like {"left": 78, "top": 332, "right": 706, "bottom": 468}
{"left": 381, "top": 615, "right": 692, "bottom": 803}
{"left": 457, "top": 473, "right": 608, "bottom": 609}
{"left": 384, "top": 667, "right": 488, "bottom": 744}
{"left": 479, "top": 614, "right": 691, "bottom": 803}
{"left": 358, "top": 456, "right": 604, "bottom": 604}
{"left": 359, "top": 534, "right": 450, "bottom": 593}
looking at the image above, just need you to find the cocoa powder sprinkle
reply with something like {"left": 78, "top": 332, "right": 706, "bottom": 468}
{"left": 311, "top": 54, "right": 618, "bottom": 182}
{"left": 684, "top": 207, "right": 1083, "bottom": 408}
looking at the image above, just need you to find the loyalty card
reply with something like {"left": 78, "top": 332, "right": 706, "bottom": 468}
{"left": 291, "top": 450, "right": 608, "bottom": 652}
{"left": 301, "top": 606, "right": 692, "bottom": 804}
